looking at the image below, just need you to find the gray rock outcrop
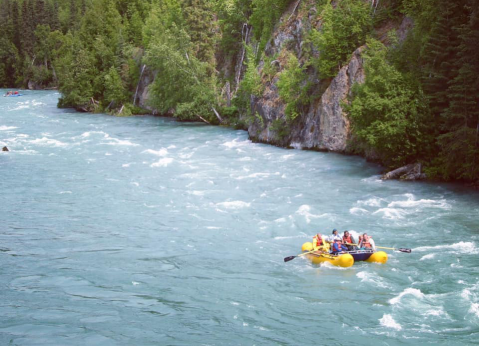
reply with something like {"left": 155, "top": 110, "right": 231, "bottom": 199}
{"left": 289, "top": 47, "right": 365, "bottom": 151}
{"left": 247, "top": 3, "right": 366, "bottom": 152}
{"left": 136, "top": 66, "right": 158, "bottom": 113}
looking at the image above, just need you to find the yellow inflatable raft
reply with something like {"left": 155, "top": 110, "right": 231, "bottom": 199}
{"left": 301, "top": 241, "right": 354, "bottom": 267}
{"left": 304, "top": 251, "right": 355, "bottom": 267}
{"left": 301, "top": 242, "right": 387, "bottom": 267}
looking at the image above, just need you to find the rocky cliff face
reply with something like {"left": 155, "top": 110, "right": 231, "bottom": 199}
{"left": 136, "top": 66, "right": 157, "bottom": 113}
{"left": 138, "top": 2, "right": 409, "bottom": 157}
{"left": 247, "top": 3, "right": 365, "bottom": 153}
{"left": 249, "top": 46, "right": 365, "bottom": 152}
{"left": 291, "top": 46, "right": 365, "bottom": 151}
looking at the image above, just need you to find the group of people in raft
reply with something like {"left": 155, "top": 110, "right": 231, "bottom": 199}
{"left": 4, "top": 91, "right": 20, "bottom": 96}
{"left": 312, "top": 229, "right": 373, "bottom": 255}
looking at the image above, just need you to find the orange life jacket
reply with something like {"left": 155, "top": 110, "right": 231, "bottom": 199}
{"left": 343, "top": 235, "right": 352, "bottom": 244}
{"left": 362, "top": 237, "right": 371, "bottom": 248}
{"left": 314, "top": 234, "right": 323, "bottom": 246}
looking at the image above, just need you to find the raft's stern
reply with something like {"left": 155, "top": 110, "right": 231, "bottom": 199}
{"left": 366, "top": 251, "right": 388, "bottom": 264}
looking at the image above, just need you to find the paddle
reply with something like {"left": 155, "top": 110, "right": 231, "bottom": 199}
{"left": 284, "top": 250, "right": 315, "bottom": 262}
{"left": 284, "top": 249, "right": 336, "bottom": 262}
{"left": 346, "top": 243, "right": 412, "bottom": 253}
{"left": 376, "top": 246, "right": 411, "bottom": 253}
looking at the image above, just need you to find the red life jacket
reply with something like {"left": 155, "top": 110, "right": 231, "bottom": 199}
{"left": 343, "top": 235, "right": 352, "bottom": 244}
{"left": 314, "top": 234, "right": 323, "bottom": 246}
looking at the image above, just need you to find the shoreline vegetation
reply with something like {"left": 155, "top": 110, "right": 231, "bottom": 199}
{"left": 0, "top": 0, "right": 478, "bottom": 185}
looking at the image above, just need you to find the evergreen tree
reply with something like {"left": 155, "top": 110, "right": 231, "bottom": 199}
{"left": 35, "top": 0, "right": 47, "bottom": 26}
{"left": 421, "top": 2, "right": 464, "bottom": 127}
{"left": 49, "top": 1, "right": 61, "bottom": 31}
{"left": 11, "top": 1, "right": 22, "bottom": 54}
{"left": 434, "top": 1, "right": 479, "bottom": 181}
{"left": 183, "top": 0, "right": 217, "bottom": 67}
{"left": 69, "top": 0, "right": 77, "bottom": 28}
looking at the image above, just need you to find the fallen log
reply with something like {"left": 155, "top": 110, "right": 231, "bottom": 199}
{"left": 382, "top": 163, "right": 426, "bottom": 181}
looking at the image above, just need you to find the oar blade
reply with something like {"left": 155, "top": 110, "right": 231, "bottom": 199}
{"left": 398, "top": 248, "right": 411, "bottom": 253}
{"left": 284, "top": 256, "right": 296, "bottom": 262}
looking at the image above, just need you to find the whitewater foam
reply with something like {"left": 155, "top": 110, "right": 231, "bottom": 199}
{"left": 79, "top": 131, "right": 109, "bottom": 138}
{"left": 30, "top": 137, "right": 68, "bottom": 147}
{"left": 216, "top": 201, "right": 251, "bottom": 209}
{"left": 350, "top": 207, "right": 368, "bottom": 215}
{"left": 150, "top": 158, "right": 173, "bottom": 167}
{"left": 296, "top": 205, "right": 328, "bottom": 223}
{"left": 373, "top": 207, "right": 407, "bottom": 220}
{"left": 236, "top": 172, "right": 280, "bottom": 180}
{"left": 143, "top": 148, "right": 168, "bottom": 157}
{"left": 222, "top": 139, "right": 251, "bottom": 149}
{"left": 379, "top": 314, "right": 402, "bottom": 331}
{"left": 419, "top": 253, "right": 436, "bottom": 261}
{"left": 389, "top": 288, "right": 425, "bottom": 305}
{"left": 357, "top": 197, "right": 384, "bottom": 207}
{"left": 0, "top": 126, "right": 17, "bottom": 131}
{"left": 388, "top": 196, "right": 450, "bottom": 209}
{"left": 469, "top": 303, "right": 479, "bottom": 318}
{"left": 188, "top": 191, "right": 205, "bottom": 196}
{"left": 104, "top": 137, "right": 139, "bottom": 146}
{"left": 356, "top": 271, "right": 390, "bottom": 289}
{"left": 413, "top": 241, "right": 478, "bottom": 254}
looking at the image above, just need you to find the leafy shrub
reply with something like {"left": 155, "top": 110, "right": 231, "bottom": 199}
{"left": 277, "top": 52, "right": 309, "bottom": 121}
{"left": 310, "top": 0, "right": 372, "bottom": 78}
{"left": 347, "top": 38, "right": 429, "bottom": 168}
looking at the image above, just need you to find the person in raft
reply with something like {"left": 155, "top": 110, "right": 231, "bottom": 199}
{"left": 331, "top": 238, "right": 348, "bottom": 254}
{"left": 313, "top": 233, "right": 323, "bottom": 249}
{"left": 328, "top": 229, "right": 342, "bottom": 242}
{"left": 312, "top": 233, "right": 331, "bottom": 252}
{"left": 358, "top": 233, "right": 373, "bottom": 250}
{"left": 342, "top": 230, "right": 356, "bottom": 251}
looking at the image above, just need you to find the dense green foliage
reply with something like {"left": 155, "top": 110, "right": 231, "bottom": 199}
{"left": 0, "top": 0, "right": 478, "bottom": 182}
{"left": 349, "top": 0, "right": 479, "bottom": 182}
{"left": 0, "top": 0, "right": 64, "bottom": 88}
{"left": 310, "top": 0, "right": 372, "bottom": 78}
{"left": 347, "top": 38, "right": 429, "bottom": 167}
{"left": 277, "top": 52, "right": 308, "bottom": 121}
{"left": 249, "top": 0, "right": 295, "bottom": 55}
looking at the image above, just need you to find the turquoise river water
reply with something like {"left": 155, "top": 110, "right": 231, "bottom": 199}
{"left": 1, "top": 90, "right": 478, "bottom": 345}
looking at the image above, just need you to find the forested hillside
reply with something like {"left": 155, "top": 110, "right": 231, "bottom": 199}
{"left": 0, "top": 0, "right": 478, "bottom": 183}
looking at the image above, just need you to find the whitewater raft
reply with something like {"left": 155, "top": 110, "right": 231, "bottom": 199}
{"left": 301, "top": 242, "right": 388, "bottom": 267}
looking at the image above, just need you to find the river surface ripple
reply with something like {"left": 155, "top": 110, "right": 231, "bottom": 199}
{"left": 1, "top": 90, "right": 479, "bottom": 345}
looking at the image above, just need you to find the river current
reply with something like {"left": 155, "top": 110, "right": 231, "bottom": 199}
{"left": 1, "top": 90, "right": 478, "bottom": 345}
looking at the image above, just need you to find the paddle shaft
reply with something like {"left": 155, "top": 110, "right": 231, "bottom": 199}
{"left": 284, "top": 250, "right": 315, "bottom": 262}
{"left": 346, "top": 244, "right": 411, "bottom": 253}
{"left": 284, "top": 249, "right": 334, "bottom": 262}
